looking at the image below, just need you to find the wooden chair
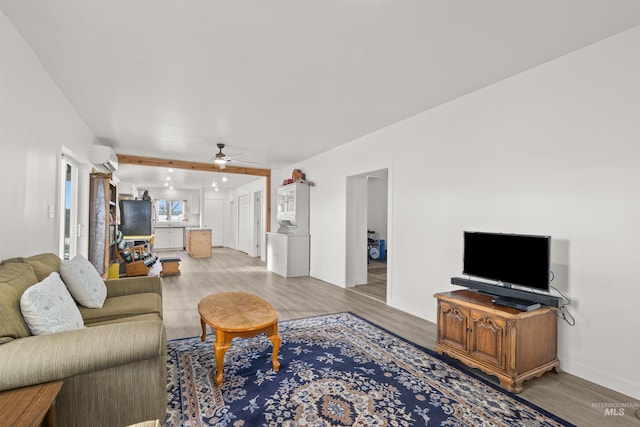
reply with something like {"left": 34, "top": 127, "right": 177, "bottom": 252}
{"left": 116, "top": 244, "right": 151, "bottom": 277}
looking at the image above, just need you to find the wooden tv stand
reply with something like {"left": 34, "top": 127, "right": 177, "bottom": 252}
{"left": 434, "top": 290, "right": 560, "bottom": 393}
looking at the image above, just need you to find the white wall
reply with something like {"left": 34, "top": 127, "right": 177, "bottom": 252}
{"left": 0, "top": 12, "right": 96, "bottom": 260}
{"left": 273, "top": 27, "right": 640, "bottom": 398}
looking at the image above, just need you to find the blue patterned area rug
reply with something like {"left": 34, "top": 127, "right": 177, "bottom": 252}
{"left": 165, "top": 312, "right": 574, "bottom": 426}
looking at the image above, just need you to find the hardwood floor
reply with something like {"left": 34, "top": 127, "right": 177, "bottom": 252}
{"left": 158, "top": 248, "right": 639, "bottom": 426}
{"left": 351, "top": 260, "right": 387, "bottom": 302}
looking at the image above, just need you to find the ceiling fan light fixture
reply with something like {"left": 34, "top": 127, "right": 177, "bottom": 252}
{"left": 214, "top": 158, "right": 226, "bottom": 165}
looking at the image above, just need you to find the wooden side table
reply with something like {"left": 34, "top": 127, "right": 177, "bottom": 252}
{"left": 0, "top": 380, "right": 63, "bottom": 427}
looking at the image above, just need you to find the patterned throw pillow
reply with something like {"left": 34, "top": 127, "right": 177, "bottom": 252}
{"left": 20, "top": 272, "right": 85, "bottom": 335}
{"left": 116, "top": 230, "right": 127, "bottom": 251}
{"left": 60, "top": 255, "right": 107, "bottom": 308}
{"left": 121, "top": 248, "right": 133, "bottom": 263}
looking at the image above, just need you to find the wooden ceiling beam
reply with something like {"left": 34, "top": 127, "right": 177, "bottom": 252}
{"left": 116, "top": 153, "right": 272, "bottom": 232}
{"left": 116, "top": 153, "right": 271, "bottom": 177}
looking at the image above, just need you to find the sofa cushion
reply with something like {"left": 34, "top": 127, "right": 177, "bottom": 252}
{"left": 0, "top": 263, "right": 38, "bottom": 344}
{"left": 86, "top": 313, "right": 162, "bottom": 328}
{"left": 20, "top": 272, "right": 85, "bottom": 335}
{"left": 22, "top": 253, "right": 61, "bottom": 282}
{"left": 60, "top": 255, "right": 107, "bottom": 308}
{"left": 80, "top": 293, "right": 163, "bottom": 325}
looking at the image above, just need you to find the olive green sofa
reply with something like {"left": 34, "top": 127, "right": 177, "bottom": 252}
{"left": 0, "top": 253, "right": 167, "bottom": 427}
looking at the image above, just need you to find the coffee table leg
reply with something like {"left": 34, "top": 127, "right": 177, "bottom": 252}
{"left": 267, "top": 324, "right": 281, "bottom": 371}
{"left": 200, "top": 317, "right": 207, "bottom": 341}
{"left": 214, "top": 331, "right": 230, "bottom": 386}
{"left": 269, "top": 334, "right": 281, "bottom": 371}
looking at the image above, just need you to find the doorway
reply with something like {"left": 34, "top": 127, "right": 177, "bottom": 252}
{"left": 59, "top": 155, "right": 79, "bottom": 260}
{"left": 204, "top": 198, "right": 224, "bottom": 247}
{"left": 253, "top": 190, "right": 262, "bottom": 257}
{"left": 238, "top": 194, "right": 250, "bottom": 253}
{"left": 346, "top": 169, "right": 389, "bottom": 302}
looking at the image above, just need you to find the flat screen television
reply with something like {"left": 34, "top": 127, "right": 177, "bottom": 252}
{"left": 463, "top": 231, "right": 550, "bottom": 292}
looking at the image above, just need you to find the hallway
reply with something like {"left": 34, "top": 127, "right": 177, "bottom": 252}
{"left": 350, "top": 260, "right": 387, "bottom": 302}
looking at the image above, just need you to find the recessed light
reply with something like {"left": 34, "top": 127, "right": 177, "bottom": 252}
{"left": 222, "top": 176, "right": 228, "bottom": 182}
{"left": 164, "top": 182, "right": 168, "bottom": 187}
{"left": 211, "top": 182, "right": 217, "bottom": 187}
{"left": 166, "top": 176, "right": 171, "bottom": 181}
{"left": 169, "top": 186, "right": 174, "bottom": 190}
{"left": 214, "top": 187, "right": 219, "bottom": 192}
{"left": 167, "top": 168, "right": 174, "bottom": 172}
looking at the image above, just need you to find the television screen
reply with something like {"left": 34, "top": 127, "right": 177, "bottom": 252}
{"left": 463, "top": 231, "right": 550, "bottom": 291}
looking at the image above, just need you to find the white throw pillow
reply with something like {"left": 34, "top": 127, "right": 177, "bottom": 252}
{"left": 60, "top": 254, "right": 107, "bottom": 308}
{"left": 20, "top": 272, "right": 85, "bottom": 335}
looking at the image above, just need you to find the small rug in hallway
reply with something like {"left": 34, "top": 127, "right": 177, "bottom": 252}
{"left": 165, "top": 312, "right": 573, "bottom": 426}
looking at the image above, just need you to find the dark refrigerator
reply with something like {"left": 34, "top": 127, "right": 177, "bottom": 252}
{"left": 119, "top": 200, "right": 154, "bottom": 235}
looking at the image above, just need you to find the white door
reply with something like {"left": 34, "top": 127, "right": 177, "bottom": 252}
{"left": 204, "top": 199, "right": 224, "bottom": 247}
{"left": 253, "top": 190, "right": 262, "bottom": 257}
{"left": 229, "top": 200, "right": 236, "bottom": 249}
{"left": 59, "top": 156, "right": 79, "bottom": 260}
{"left": 238, "top": 194, "right": 250, "bottom": 253}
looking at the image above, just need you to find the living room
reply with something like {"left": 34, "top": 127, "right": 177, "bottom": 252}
{"left": 1, "top": 2, "right": 639, "bottom": 426}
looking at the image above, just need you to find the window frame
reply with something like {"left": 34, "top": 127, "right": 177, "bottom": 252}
{"left": 155, "top": 199, "right": 188, "bottom": 223}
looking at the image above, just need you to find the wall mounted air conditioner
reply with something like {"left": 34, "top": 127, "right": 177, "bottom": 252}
{"left": 90, "top": 145, "right": 119, "bottom": 172}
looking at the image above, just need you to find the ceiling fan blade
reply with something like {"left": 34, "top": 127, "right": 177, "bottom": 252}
{"left": 228, "top": 158, "right": 260, "bottom": 165}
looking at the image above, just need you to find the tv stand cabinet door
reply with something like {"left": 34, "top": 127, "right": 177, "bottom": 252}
{"left": 436, "top": 301, "right": 469, "bottom": 353}
{"left": 468, "top": 309, "right": 506, "bottom": 369}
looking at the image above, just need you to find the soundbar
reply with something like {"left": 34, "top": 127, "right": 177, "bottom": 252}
{"left": 450, "top": 277, "right": 563, "bottom": 307}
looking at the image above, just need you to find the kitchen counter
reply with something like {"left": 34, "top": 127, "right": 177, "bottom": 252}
{"left": 184, "top": 228, "right": 212, "bottom": 258}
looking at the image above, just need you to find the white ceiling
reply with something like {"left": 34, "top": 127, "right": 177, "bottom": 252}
{"left": 2, "top": 0, "right": 639, "bottom": 189}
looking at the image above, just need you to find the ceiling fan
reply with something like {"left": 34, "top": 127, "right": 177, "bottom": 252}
{"left": 212, "top": 143, "right": 258, "bottom": 169}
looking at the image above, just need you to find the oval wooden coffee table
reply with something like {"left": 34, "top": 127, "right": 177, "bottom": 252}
{"left": 198, "top": 292, "right": 281, "bottom": 386}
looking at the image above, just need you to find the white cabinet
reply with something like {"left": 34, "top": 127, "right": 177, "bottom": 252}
{"left": 267, "top": 233, "right": 309, "bottom": 277}
{"left": 155, "top": 227, "right": 184, "bottom": 249}
{"left": 276, "top": 183, "right": 309, "bottom": 235}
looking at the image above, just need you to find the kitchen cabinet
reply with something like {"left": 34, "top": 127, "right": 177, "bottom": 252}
{"left": 155, "top": 227, "right": 184, "bottom": 249}
{"left": 88, "top": 173, "right": 117, "bottom": 277}
{"left": 434, "top": 290, "right": 559, "bottom": 393}
{"left": 185, "top": 228, "right": 212, "bottom": 258}
{"left": 267, "top": 233, "right": 309, "bottom": 277}
{"left": 276, "top": 183, "right": 309, "bottom": 234}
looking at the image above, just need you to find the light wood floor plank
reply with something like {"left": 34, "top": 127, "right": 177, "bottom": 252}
{"left": 158, "top": 248, "right": 639, "bottom": 426}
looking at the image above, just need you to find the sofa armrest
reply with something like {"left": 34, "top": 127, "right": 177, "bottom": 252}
{"left": 104, "top": 275, "right": 162, "bottom": 298}
{"left": 0, "top": 320, "right": 164, "bottom": 391}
